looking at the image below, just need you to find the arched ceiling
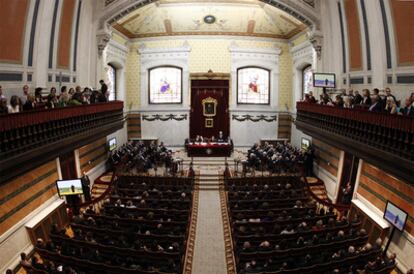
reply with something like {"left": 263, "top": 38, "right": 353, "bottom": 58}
{"left": 109, "top": 0, "right": 310, "bottom": 39}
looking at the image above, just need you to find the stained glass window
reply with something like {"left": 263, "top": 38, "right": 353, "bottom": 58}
{"left": 107, "top": 64, "right": 116, "bottom": 101}
{"left": 302, "top": 65, "right": 313, "bottom": 99}
{"left": 149, "top": 66, "right": 182, "bottom": 104}
{"left": 237, "top": 67, "right": 270, "bottom": 104}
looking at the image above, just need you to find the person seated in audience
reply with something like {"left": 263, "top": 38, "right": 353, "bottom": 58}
{"left": 312, "top": 219, "right": 324, "bottom": 231}
{"left": 319, "top": 89, "right": 331, "bottom": 105}
{"left": 23, "top": 94, "right": 36, "bottom": 111}
{"left": 0, "top": 85, "right": 4, "bottom": 100}
{"left": 59, "top": 86, "right": 70, "bottom": 107}
{"left": 20, "top": 252, "right": 31, "bottom": 268}
{"left": 34, "top": 87, "right": 44, "bottom": 104}
{"left": 399, "top": 98, "right": 414, "bottom": 116}
{"left": 369, "top": 95, "right": 383, "bottom": 112}
{"left": 343, "top": 96, "right": 352, "bottom": 108}
{"left": 333, "top": 94, "right": 344, "bottom": 108}
{"left": 0, "top": 98, "right": 8, "bottom": 115}
{"left": 361, "top": 89, "right": 372, "bottom": 106}
{"left": 8, "top": 95, "right": 22, "bottom": 113}
{"left": 280, "top": 224, "right": 295, "bottom": 235}
{"left": 385, "top": 97, "right": 398, "bottom": 114}
{"left": 385, "top": 87, "right": 397, "bottom": 103}
{"left": 373, "top": 237, "right": 383, "bottom": 250}
{"left": 68, "top": 90, "right": 83, "bottom": 106}
{"left": 347, "top": 89, "right": 355, "bottom": 103}
{"left": 354, "top": 90, "right": 363, "bottom": 105}
{"left": 46, "top": 87, "right": 59, "bottom": 109}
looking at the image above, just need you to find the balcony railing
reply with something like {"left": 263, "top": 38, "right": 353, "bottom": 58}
{"left": 296, "top": 102, "right": 414, "bottom": 183}
{"left": 0, "top": 101, "right": 124, "bottom": 183}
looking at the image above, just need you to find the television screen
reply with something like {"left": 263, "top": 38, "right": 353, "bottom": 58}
{"left": 383, "top": 200, "right": 408, "bottom": 231}
{"left": 56, "top": 179, "right": 84, "bottom": 196}
{"left": 313, "top": 73, "right": 336, "bottom": 88}
{"left": 108, "top": 138, "right": 117, "bottom": 151}
{"left": 301, "top": 138, "right": 311, "bottom": 150}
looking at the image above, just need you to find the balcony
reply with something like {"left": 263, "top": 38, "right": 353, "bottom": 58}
{"left": 0, "top": 101, "right": 124, "bottom": 183}
{"left": 295, "top": 102, "right": 414, "bottom": 183}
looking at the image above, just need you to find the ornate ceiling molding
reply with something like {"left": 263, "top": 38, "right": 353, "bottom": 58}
{"left": 99, "top": 0, "right": 320, "bottom": 35}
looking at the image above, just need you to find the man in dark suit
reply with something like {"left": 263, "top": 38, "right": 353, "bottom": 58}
{"left": 369, "top": 96, "right": 383, "bottom": 112}
{"left": 99, "top": 80, "right": 108, "bottom": 98}
{"left": 399, "top": 98, "right": 414, "bottom": 117}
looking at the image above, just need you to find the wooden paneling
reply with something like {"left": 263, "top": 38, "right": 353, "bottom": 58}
{"left": 0, "top": 0, "right": 29, "bottom": 63}
{"left": 128, "top": 114, "right": 141, "bottom": 139}
{"left": 277, "top": 114, "right": 291, "bottom": 140}
{"left": 0, "top": 161, "right": 59, "bottom": 235}
{"left": 390, "top": 0, "right": 414, "bottom": 66}
{"left": 357, "top": 162, "right": 414, "bottom": 236}
{"left": 313, "top": 138, "right": 340, "bottom": 177}
{"left": 79, "top": 138, "right": 107, "bottom": 173}
{"left": 57, "top": 0, "right": 76, "bottom": 69}
{"left": 344, "top": 0, "right": 363, "bottom": 70}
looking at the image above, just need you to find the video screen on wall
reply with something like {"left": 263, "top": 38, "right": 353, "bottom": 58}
{"left": 108, "top": 137, "right": 117, "bottom": 151}
{"left": 313, "top": 72, "right": 336, "bottom": 88}
{"left": 383, "top": 200, "right": 408, "bottom": 231}
{"left": 56, "top": 179, "right": 84, "bottom": 197}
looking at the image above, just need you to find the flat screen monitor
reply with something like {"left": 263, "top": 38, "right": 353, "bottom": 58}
{"left": 108, "top": 137, "right": 117, "bottom": 151}
{"left": 56, "top": 179, "right": 84, "bottom": 196}
{"left": 313, "top": 73, "right": 336, "bottom": 88}
{"left": 383, "top": 200, "right": 408, "bottom": 231}
{"left": 301, "top": 138, "right": 311, "bottom": 150}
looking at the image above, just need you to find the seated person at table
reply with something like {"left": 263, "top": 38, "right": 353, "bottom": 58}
{"left": 217, "top": 131, "right": 225, "bottom": 142}
{"left": 210, "top": 136, "right": 216, "bottom": 142}
{"left": 195, "top": 135, "right": 204, "bottom": 142}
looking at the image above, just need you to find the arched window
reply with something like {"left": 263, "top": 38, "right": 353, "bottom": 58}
{"left": 237, "top": 67, "right": 270, "bottom": 104}
{"left": 107, "top": 64, "right": 116, "bottom": 101}
{"left": 302, "top": 65, "right": 313, "bottom": 99}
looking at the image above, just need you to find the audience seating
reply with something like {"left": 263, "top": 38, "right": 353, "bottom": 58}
{"left": 29, "top": 174, "right": 195, "bottom": 274}
{"left": 224, "top": 176, "right": 395, "bottom": 274}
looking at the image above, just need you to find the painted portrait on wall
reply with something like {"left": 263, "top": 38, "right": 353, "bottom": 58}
{"left": 237, "top": 67, "right": 270, "bottom": 104}
{"left": 149, "top": 66, "right": 182, "bottom": 104}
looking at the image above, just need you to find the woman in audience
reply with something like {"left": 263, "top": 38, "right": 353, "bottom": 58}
{"left": 34, "top": 88, "right": 44, "bottom": 104}
{"left": 59, "top": 86, "right": 70, "bottom": 107}
{"left": 385, "top": 97, "right": 398, "bottom": 114}
{"left": 23, "top": 94, "right": 36, "bottom": 111}
{"left": 8, "top": 95, "right": 21, "bottom": 113}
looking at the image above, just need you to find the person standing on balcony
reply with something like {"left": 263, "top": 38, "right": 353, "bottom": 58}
{"left": 81, "top": 171, "right": 91, "bottom": 201}
{"left": 99, "top": 80, "right": 108, "bottom": 101}
{"left": 21, "top": 85, "right": 29, "bottom": 104}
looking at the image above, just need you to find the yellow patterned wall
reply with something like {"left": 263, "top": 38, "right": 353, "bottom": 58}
{"left": 291, "top": 32, "right": 308, "bottom": 47}
{"left": 125, "top": 38, "right": 293, "bottom": 109}
{"left": 125, "top": 44, "right": 141, "bottom": 109}
{"left": 112, "top": 33, "right": 127, "bottom": 45}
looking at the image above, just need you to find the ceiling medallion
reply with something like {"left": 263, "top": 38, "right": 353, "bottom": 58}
{"left": 203, "top": 15, "right": 216, "bottom": 24}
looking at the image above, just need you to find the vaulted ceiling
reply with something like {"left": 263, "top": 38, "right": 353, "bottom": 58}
{"left": 112, "top": 0, "right": 307, "bottom": 39}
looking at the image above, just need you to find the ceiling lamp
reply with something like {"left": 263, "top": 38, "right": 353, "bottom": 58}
{"left": 203, "top": 15, "right": 216, "bottom": 24}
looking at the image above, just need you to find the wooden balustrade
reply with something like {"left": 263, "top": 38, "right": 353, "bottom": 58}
{"left": 296, "top": 102, "right": 414, "bottom": 184}
{"left": 0, "top": 101, "right": 124, "bottom": 184}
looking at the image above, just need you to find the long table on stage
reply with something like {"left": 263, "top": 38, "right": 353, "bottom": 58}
{"left": 186, "top": 142, "right": 232, "bottom": 157}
